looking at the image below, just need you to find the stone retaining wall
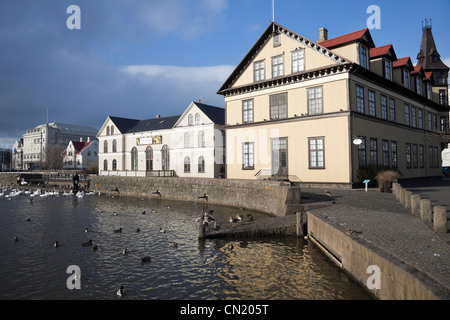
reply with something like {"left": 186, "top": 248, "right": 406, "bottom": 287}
{"left": 89, "top": 175, "right": 302, "bottom": 217}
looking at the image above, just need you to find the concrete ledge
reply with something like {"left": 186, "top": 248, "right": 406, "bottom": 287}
{"left": 307, "top": 212, "right": 450, "bottom": 300}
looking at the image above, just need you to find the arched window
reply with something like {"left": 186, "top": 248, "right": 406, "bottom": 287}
{"left": 184, "top": 132, "right": 190, "bottom": 148}
{"left": 188, "top": 114, "right": 193, "bottom": 126}
{"left": 106, "top": 126, "right": 110, "bottom": 136}
{"left": 104, "top": 141, "right": 108, "bottom": 153}
{"left": 103, "top": 159, "right": 108, "bottom": 171}
{"left": 198, "top": 131, "right": 204, "bottom": 148}
{"left": 131, "top": 147, "right": 138, "bottom": 171}
{"left": 198, "top": 156, "right": 205, "bottom": 173}
{"left": 146, "top": 146, "right": 153, "bottom": 171}
{"left": 161, "top": 145, "right": 170, "bottom": 170}
{"left": 195, "top": 113, "right": 200, "bottom": 125}
{"left": 184, "top": 157, "right": 190, "bottom": 173}
{"left": 112, "top": 140, "right": 117, "bottom": 153}
{"left": 112, "top": 159, "right": 117, "bottom": 171}
{"left": 111, "top": 125, "right": 114, "bottom": 135}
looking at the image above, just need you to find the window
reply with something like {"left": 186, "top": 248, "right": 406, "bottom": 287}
{"left": 131, "top": 147, "right": 138, "bottom": 171}
{"left": 356, "top": 85, "right": 365, "bottom": 113}
{"left": 184, "top": 157, "right": 190, "bottom": 173}
{"left": 405, "top": 143, "right": 411, "bottom": 169}
{"left": 103, "top": 159, "right": 108, "bottom": 171}
{"left": 272, "top": 55, "right": 284, "bottom": 78}
{"left": 418, "top": 109, "right": 423, "bottom": 129}
{"left": 161, "top": 145, "right": 170, "bottom": 170}
{"left": 112, "top": 140, "right": 117, "bottom": 153}
{"left": 198, "top": 156, "right": 205, "bottom": 173}
{"left": 389, "top": 98, "right": 396, "bottom": 122}
{"left": 242, "top": 142, "right": 254, "bottom": 170}
{"left": 104, "top": 141, "right": 108, "bottom": 153}
{"left": 419, "top": 145, "right": 424, "bottom": 168}
{"left": 146, "top": 146, "right": 153, "bottom": 171}
{"left": 427, "top": 83, "right": 432, "bottom": 99}
{"left": 242, "top": 99, "right": 254, "bottom": 123}
{"left": 382, "top": 140, "right": 389, "bottom": 167}
{"left": 254, "top": 60, "right": 265, "bottom": 82}
{"left": 412, "top": 144, "right": 418, "bottom": 168}
{"left": 368, "top": 90, "right": 376, "bottom": 116}
{"left": 404, "top": 104, "right": 410, "bottom": 126}
{"left": 441, "top": 116, "right": 448, "bottom": 132}
{"left": 198, "top": 131, "right": 205, "bottom": 148}
{"left": 385, "top": 60, "right": 392, "bottom": 80}
{"left": 439, "top": 90, "right": 447, "bottom": 105}
{"left": 291, "top": 49, "right": 304, "bottom": 73}
{"left": 112, "top": 159, "right": 117, "bottom": 171}
{"left": 416, "top": 77, "right": 422, "bottom": 95}
{"left": 391, "top": 141, "right": 398, "bottom": 168}
{"left": 370, "top": 138, "right": 377, "bottom": 165}
{"left": 308, "top": 86, "right": 323, "bottom": 114}
{"left": 433, "top": 114, "right": 437, "bottom": 131}
{"left": 188, "top": 114, "right": 193, "bottom": 126}
{"left": 195, "top": 113, "right": 200, "bottom": 125}
{"left": 361, "top": 46, "right": 368, "bottom": 69}
{"left": 434, "top": 147, "right": 439, "bottom": 168}
{"left": 273, "top": 33, "right": 281, "bottom": 47}
{"left": 184, "top": 132, "right": 190, "bottom": 148}
{"left": 429, "top": 147, "right": 434, "bottom": 168}
{"left": 427, "top": 112, "right": 433, "bottom": 131}
{"left": 411, "top": 107, "right": 416, "bottom": 128}
{"left": 106, "top": 126, "right": 110, "bottom": 136}
{"left": 111, "top": 126, "right": 114, "bottom": 135}
{"left": 381, "top": 95, "right": 388, "bottom": 120}
{"left": 309, "top": 137, "right": 325, "bottom": 169}
{"left": 270, "top": 93, "right": 287, "bottom": 119}
{"left": 403, "top": 70, "right": 409, "bottom": 89}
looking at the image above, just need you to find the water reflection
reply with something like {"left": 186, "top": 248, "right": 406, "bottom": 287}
{"left": 0, "top": 192, "right": 371, "bottom": 300}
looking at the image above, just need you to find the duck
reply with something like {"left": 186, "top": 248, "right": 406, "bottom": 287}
{"left": 142, "top": 211, "right": 146, "bottom": 215}
{"left": 159, "top": 228, "right": 165, "bottom": 233}
{"left": 213, "top": 222, "right": 220, "bottom": 231}
{"left": 169, "top": 242, "right": 178, "bottom": 247}
{"left": 141, "top": 256, "right": 151, "bottom": 263}
{"left": 13, "top": 236, "right": 19, "bottom": 243}
{"left": 117, "top": 285, "right": 125, "bottom": 297}
{"left": 136, "top": 227, "right": 141, "bottom": 232}
{"left": 122, "top": 248, "right": 129, "bottom": 255}
{"left": 54, "top": 241, "right": 60, "bottom": 247}
{"left": 92, "top": 244, "right": 98, "bottom": 251}
{"left": 82, "top": 239, "right": 93, "bottom": 247}
{"left": 229, "top": 216, "right": 239, "bottom": 224}
{"left": 114, "top": 228, "right": 122, "bottom": 233}
{"left": 236, "top": 214, "right": 243, "bottom": 222}
{"left": 239, "top": 241, "right": 248, "bottom": 248}
{"left": 246, "top": 213, "right": 254, "bottom": 221}
{"left": 84, "top": 228, "right": 89, "bottom": 233}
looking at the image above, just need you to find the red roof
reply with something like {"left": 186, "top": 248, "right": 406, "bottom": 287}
{"left": 393, "top": 57, "right": 411, "bottom": 68}
{"left": 423, "top": 71, "right": 433, "bottom": 81}
{"left": 370, "top": 44, "right": 395, "bottom": 59}
{"left": 72, "top": 141, "right": 93, "bottom": 154}
{"left": 318, "top": 28, "right": 369, "bottom": 48}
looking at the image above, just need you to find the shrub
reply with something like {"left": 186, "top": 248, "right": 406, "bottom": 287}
{"left": 375, "top": 170, "right": 402, "bottom": 192}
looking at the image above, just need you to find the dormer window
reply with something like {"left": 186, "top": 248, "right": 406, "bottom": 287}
{"left": 427, "top": 83, "right": 432, "bottom": 99}
{"left": 416, "top": 77, "right": 422, "bottom": 95}
{"left": 360, "top": 46, "right": 368, "bottom": 69}
{"left": 403, "top": 70, "right": 409, "bottom": 89}
{"left": 385, "top": 60, "right": 392, "bottom": 80}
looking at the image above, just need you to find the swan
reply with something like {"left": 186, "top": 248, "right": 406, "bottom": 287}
{"left": 117, "top": 286, "right": 125, "bottom": 297}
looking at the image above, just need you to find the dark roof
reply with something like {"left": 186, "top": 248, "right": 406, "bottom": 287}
{"left": 417, "top": 27, "right": 449, "bottom": 71}
{"left": 193, "top": 102, "right": 225, "bottom": 125}
{"left": 109, "top": 115, "right": 181, "bottom": 134}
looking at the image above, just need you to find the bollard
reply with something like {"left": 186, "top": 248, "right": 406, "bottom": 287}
{"left": 399, "top": 188, "right": 406, "bottom": 206}
{"left": 404, "top": 191, "right": 412, "bottom": 210}
{"left": 433, "top": 206, "right": 448, "bottom": 233}
{"left": 392, "top": 182, "right": 400, "bottom": 200}
{"left": 410, "top": 194, "right": 421, "bottom": 215}
{"left": 420, "top": 199, "right": 432, "bottom": 223}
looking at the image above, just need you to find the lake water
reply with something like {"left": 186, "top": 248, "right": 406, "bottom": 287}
{"left": 0, "top": 189, "right": 372, "bottom": 300}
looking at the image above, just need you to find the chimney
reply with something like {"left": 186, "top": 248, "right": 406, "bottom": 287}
{"left": 318, "top": 27, "right": 328, "bottom": 42}
{"left": 80, "top": 137, "right": 83, "bottom": 142}
{"left": 87, "top": 137, "right": 90, "bottom": 142}
{"left": 199, "top": 98, "right": 203, "bottom": 104}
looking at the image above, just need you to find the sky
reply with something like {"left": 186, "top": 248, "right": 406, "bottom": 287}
{"left": 1, "top": 0, "right": 449, "bottom": 147}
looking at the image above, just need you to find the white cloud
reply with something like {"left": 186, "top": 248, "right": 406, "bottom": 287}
{"left": 122, "top": 64, "right": 234, "bottom": 83}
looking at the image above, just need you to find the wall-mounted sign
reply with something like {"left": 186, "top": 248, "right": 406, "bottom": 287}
{"left": 137, "top": 136, "right": 162, "bottom": 146}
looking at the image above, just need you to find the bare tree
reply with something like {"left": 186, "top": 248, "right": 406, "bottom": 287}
{"left": 43, "top": 144, "right": 65, "bottom": 170}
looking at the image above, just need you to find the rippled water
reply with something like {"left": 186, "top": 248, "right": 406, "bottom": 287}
{"left": 0, "top": 190, "right": 371, "bottom": 300}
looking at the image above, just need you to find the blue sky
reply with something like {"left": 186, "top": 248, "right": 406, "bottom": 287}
{"left": 1, "top": 0, "right": 449, "bottom": 147}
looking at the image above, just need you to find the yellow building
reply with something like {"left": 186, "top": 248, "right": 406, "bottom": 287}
{"left": 218, "top": 22, "right": 449, "bottom": 187}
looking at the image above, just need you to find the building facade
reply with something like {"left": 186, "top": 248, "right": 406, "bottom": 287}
{"left": 217, "top": 22, "right": 449, "bottom": 186}
{"left": 22, "top": 122, "right": 98, "bottom": 170}
{"left": 97, "top": 101, "right": 225, "bottom": 178}
{"left": 62, "top": 138, "right": 98, "bottom": 170}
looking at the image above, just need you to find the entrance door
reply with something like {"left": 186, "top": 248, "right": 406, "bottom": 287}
{"left": 271, "top": 138, "right": 288, "bottom": 176}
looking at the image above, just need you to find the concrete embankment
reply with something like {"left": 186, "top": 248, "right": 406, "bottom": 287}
{"left": 89, "top": 175, "right": 302, "bottom": 217}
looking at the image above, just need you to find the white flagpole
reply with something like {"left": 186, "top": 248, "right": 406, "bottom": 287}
{"left": 272, "top": 0, "right": 275, "bottom": 22}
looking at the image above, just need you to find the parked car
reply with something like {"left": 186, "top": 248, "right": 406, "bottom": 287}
{"left": 443, "top": 167, "right": 450, "bottom": 177}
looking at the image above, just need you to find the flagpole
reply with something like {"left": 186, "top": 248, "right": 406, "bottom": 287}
{"left": 272, "top": 0, "right": 275, "bottom": 22}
